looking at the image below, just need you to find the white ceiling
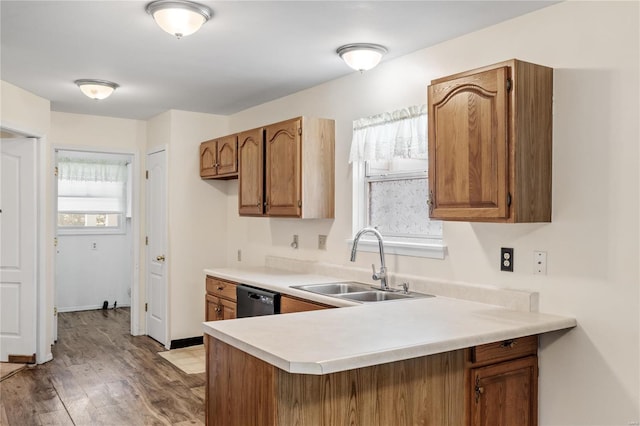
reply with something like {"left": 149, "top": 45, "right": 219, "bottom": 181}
{"left": 1, "top": 1, "right": 558, "bottom": 120}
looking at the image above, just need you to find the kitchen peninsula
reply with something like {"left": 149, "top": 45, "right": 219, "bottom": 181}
{"left": 203, "top": 266, "right": 576, "bottom": 426}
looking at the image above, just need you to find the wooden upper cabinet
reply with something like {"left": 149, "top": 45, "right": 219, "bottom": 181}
{"left": 265, "top": 118, "right": 302, "bottom": 217}
{"left": 199, "top": 135, "right": 238, "bottom": 179}
{"left": 238, "top": 128, "right": 265, "bottom": 216}
{"left": 428, "top": 59, "right": 553, "bottom": 222}
{"left": 200, "top": 140, "right": 218, "bottom": 178}
{"left": 240, "top": 116, "right": 335, "bottom": 219}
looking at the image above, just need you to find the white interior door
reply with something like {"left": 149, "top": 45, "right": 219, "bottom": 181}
{"left": 146, "top": 149, "right": 167, "bottom": 346}
{"left": 1, "top": 138, "right": 37, "bottom": 362}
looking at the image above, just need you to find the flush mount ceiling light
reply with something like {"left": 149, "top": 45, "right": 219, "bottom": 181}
{"left": 145, "top": 0, "right": 212, "bottom": 38}
{"left": 74, "top": 79, "right": 119, "bottom": 100}
{"left": 337, "top": 43, "right": 387, "bottom": 72}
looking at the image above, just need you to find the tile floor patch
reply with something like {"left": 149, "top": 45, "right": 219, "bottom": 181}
{"left": 158, "top": 345, "right": 205, "bottom": 374}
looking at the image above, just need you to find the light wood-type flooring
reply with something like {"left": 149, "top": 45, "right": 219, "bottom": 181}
{"left": 0, "top": 308, "right": 205, "bottom": 425}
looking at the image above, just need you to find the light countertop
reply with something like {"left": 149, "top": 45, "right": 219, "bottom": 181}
{"left": 202, "top": 267, "right": 577, "bottom": 375}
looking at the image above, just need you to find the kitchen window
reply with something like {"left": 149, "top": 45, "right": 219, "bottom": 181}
{"left": 350, "top": 105, "right": 445, "bottom": 259}
{"left": 57, "top": 155, "right": 129, "bottom": 235}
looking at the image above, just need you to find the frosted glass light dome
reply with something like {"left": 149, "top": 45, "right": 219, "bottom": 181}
{"left": 146, "top": 0, "right": 212, "bottom": 38}
{"left": 337, "top": 43, "right": 387, "bottom": 72}
{"left": 74, "top": 79, "right": 119, "bottom": 100}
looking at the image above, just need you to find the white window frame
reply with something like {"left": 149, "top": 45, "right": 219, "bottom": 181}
{"left": 351, "top": 160, "right": 446, "bottom": 259}
{"left": 56, "top": 153, "right": 129, "bottom": 236}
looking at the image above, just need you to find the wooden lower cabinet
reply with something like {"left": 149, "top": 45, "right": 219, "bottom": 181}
{"left": 470, "top": 356, "right": 538, "bottom": 426}
{"left": 205, "top": 334, "right": 540, "bottom": 426}
{"left": 206, "top": 336, "right": 466, "bottom": 426}
{"left": 280, "top": 295, "right": 332, "bottom": 313}
{"left": 206, "top": 294, "right": 236, "bottom": 321}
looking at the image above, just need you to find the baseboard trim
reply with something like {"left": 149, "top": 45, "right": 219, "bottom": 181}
{"left": 170, "top": 336, "right": 203, "bottom": 349}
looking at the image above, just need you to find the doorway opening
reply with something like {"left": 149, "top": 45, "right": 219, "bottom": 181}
{"left": 54, "top": 149, "right": 136, "bottom": 338}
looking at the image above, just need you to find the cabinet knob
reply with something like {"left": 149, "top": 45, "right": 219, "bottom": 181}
{"left": 215, "top": 306, "right": 222, "bottom": 313}
{"left": 217, "top": 286, "right": 223, "bottom": 291}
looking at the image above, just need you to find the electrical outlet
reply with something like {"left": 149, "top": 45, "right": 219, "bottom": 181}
{"left": 318, "top": 235, "right": 327, "bottom": 250}
{"left": 501, "top": 247, "right": 514, "bottom": 272}
{"left": 534, "top": 251, "right": 547, "bottom": 275}
{"left": 91, "top": 242, "right": 97, "bottom": 250}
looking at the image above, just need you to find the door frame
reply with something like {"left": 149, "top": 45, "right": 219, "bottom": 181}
{"left": 145, "top": 145, "right": 170, "bottom": 348}
{"left": 0, "top": 123, "right": 49, "bottom": 363}
{"left": 51, "top": 144, "right": 142, "bottom": 337}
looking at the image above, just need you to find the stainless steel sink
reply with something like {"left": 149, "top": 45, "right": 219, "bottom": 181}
{"left": 292, "top": 282, "right": 375, "bottom": 295}
{"left": 338, "top": 291, "right": 412, "bottom": 302}
{"left": 292, "top": 282, "right": 434, "bottom": 303}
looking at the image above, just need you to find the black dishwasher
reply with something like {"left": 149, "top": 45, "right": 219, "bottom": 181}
{"left": 236, "top": 285, "right": 281, "bottom": 318}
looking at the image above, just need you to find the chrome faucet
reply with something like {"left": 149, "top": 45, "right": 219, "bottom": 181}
{"left": 350, "top": 227, "right": 389, "bottom": 291}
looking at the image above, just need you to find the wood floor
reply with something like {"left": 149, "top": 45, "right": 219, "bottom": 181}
{"left": 0, "top": 308, "right": 205, "bottom": 425}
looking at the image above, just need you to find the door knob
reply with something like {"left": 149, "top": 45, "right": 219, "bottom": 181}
{"left": 156, "top": 255, "right": 165, "bottom": 262}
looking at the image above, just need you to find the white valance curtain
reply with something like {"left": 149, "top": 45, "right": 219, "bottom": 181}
{"left": 57, "top": 158, "right": 128, "bottom": 213}
{"left": 349, "top": 104, "right": 427, "bottom": 163}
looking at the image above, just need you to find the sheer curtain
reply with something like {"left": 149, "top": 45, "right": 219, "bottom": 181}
{"left": 349, "top": 104, "right": 427, "bottom": 163}
{"left": 57, "top": 158, "right": 128, "bottom": 213}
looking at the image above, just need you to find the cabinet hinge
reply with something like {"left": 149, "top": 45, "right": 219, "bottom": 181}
{"left": 298, "top": 200, "right": 302, "bottom": 208}
{"left": 145, "top": 303, "right": 148, "bottom": 312}
{"left": 145, "top": 236, "right": 149, "bottom": 246}
{"left": 54, "top": 237, "right": 58, "bottom": 247}
{"left": 506, "top": 78, "right": 512, "bottom": 92}
{"left": 474, "top": 376, "right": 484, "bottom": 403}
{"left": 428, "top": 191, "right": 434, "bottom": 215}
{"left": 298, "top": 127, "right": 302, "bottom": 135}
{"left": 507, "top": 192, "right": 512, "bottom": 207}
{"left": 145, "top": 170, "right": 149, "bottom": 179}
{"left": 54, "top": 307, "right": 58, "bottom": 316}
{"left": 54, "top": 166, "right": 58, "bottom": 177}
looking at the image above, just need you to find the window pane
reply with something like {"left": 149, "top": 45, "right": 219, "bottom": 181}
{"left": 57, "top": 213, "right": 120, "bottom": 228}
{"left": 369, "top": 178, "right": 441, "bottom": 237}
{"left": 366, "top": 158, "right": 427, "bottom": 176}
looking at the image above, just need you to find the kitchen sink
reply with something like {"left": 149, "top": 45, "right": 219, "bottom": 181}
{"left": 292, "top": 282, "right": 375, "bottom": 295}
{"left": 338, "top": 291, "right": 412, "bottom": 302}
{"left": 292, "top": 282, "right": 434, "bottom": 303}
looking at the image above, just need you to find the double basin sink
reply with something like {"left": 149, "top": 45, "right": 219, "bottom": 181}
{"left": 292, "top": 281, "right": 433, "bottom": 303}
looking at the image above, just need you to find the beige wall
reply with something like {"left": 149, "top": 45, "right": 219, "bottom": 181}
{"left": 151, "top": 110, "right": 230, "bottom": 342}
{"left": 225, "top": 2, "right": 639, "bottom": 424}
{"left": 0, "top": 80, "right": 50, "bottom": 136}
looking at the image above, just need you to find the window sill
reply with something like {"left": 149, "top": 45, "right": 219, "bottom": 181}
{"left": 346, "top": 237, "right": 446, "bottom": 260}
{"left": 57, "top": 228, "right": 125, "bottom": 236}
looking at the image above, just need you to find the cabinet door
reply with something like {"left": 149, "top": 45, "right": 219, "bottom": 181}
{"left": 471, "top": 356, "right": 538, "bottom": 426}
{"left": 238, "top": 128, "right": 264, "bottom": 215}
{"left": 206, "top": 294, "right": 223, "bottom": 321}
{"left": 217, "top": 135, "right": 238, "bottom": 176}
{"left": 219, "top": 298, "right": 237, "bottom": 320}
{"left": 428, "top": 66, "right": 509, "bottom": 220}
{"left": 200, "top": 140, "right": 218, "bottom": 178}
{"left": 265, "top": 118, "right": 301, "bottom": 217}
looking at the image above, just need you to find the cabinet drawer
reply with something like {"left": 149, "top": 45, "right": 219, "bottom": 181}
{"left": 206, "top": 276, "right": 237, "bottom": 301}
{"left": 471, "top": 335, "right": 538, "bottom": 365}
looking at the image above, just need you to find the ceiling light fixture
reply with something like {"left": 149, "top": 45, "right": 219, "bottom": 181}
{"left": 74, "top": 79, "right": 119, "bottom": 100}
{"left": 146, "top": 0, "right": 212, "bottom": 39}
{"left": 337, "top": 43, "right": 387, "bottom": 72}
